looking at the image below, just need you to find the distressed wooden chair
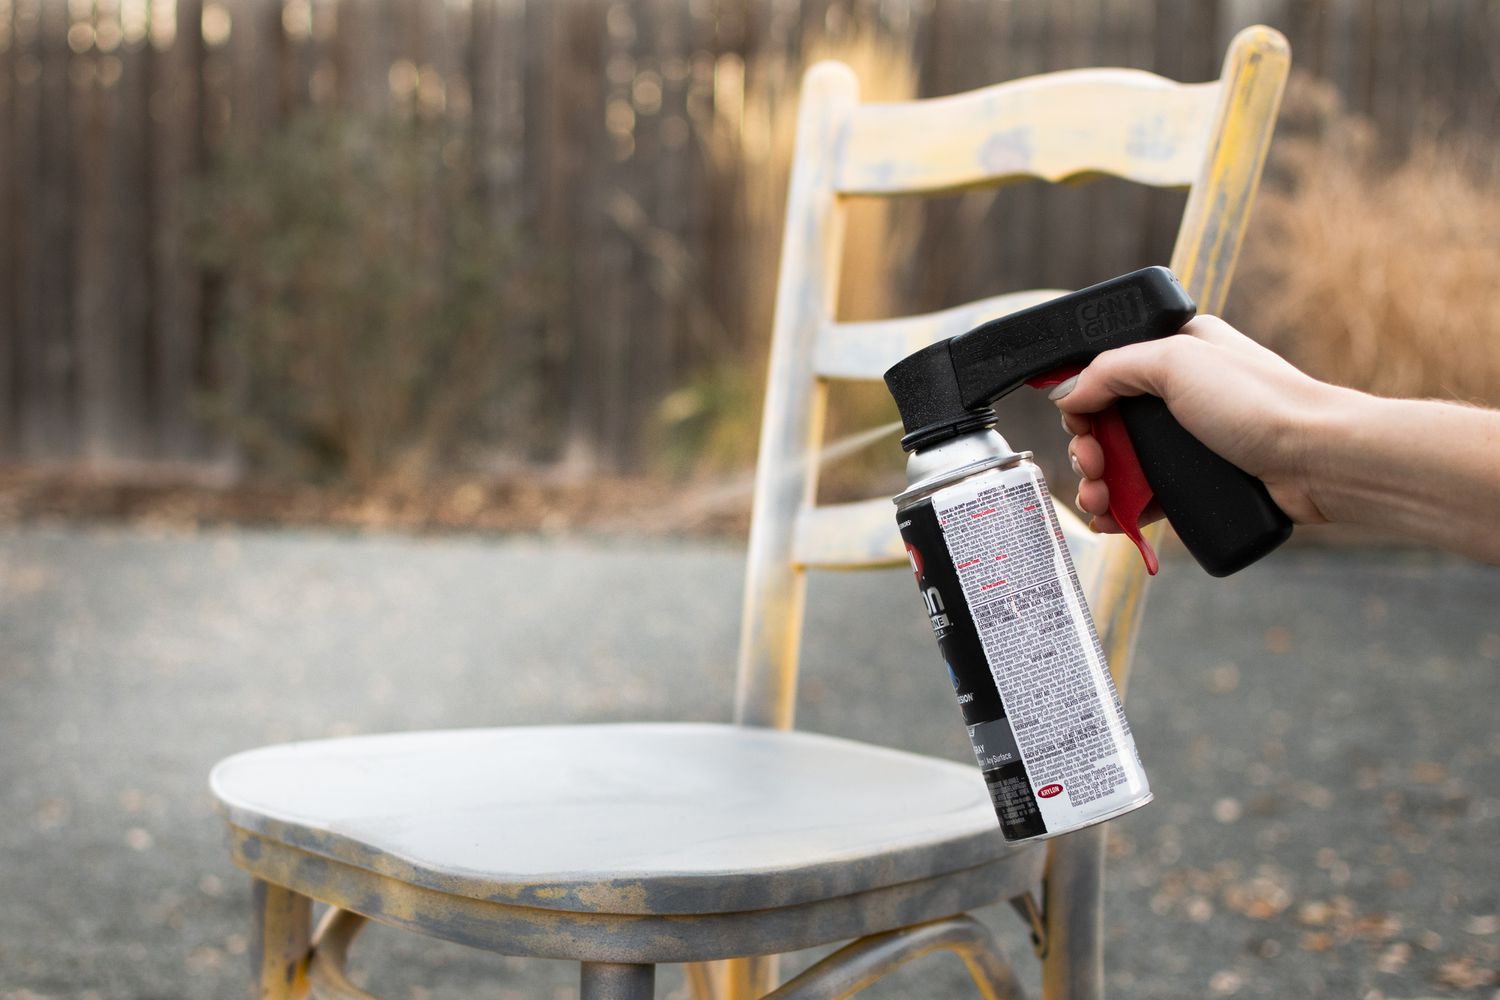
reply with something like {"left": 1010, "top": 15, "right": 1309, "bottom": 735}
{"left": 211, "top": 26, "right": 1288, "bottom": 1000}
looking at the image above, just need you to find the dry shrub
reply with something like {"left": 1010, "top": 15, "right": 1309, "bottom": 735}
{"left": 1232, "top": 73, "right": 1500, "bottom": 405}
{"left": 655, "top": 33, "right": 918, "bottom": 483}
{"left": 701, "top": 34, "right": 920, "bottom": 337}
{"left": 193, "top": 110, "right": 557, "bottom": 488}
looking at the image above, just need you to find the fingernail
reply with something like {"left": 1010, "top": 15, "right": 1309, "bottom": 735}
{"left": 1087, "top": 518, "right": 1102, "bottom": 533}
{"left": 1075, "top": 491, "right": 1086, "bottom": 513}
{"left": 1048, "top": 375, "right": 1079, "bottom": 401}
{"left": 1069, "top": 452, "right": 1082, "bottom": 476}
{"left": 1060, "top": 412, "right": 1072, "bottom": 433}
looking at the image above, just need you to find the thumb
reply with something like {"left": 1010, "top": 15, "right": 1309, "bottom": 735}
{"left": 1051, "top": 337, "right": 1191, "bottom": 414}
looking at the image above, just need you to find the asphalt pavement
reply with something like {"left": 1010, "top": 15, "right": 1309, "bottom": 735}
{"left": 2, "top": 525, "right": 1498, "bottom": 999}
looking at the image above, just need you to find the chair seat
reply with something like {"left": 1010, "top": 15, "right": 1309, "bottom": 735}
{"left": 211, "top": 722, "right": 1030, "bottom": 917}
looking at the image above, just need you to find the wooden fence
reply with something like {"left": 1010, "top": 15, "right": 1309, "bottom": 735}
{"left": 2, "top": 0, "right": 1498, "bottom": 473}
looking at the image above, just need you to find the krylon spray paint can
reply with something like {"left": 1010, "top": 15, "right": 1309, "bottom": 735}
{"left": 895, "top": 428, "right": 1152, "bottom": 842}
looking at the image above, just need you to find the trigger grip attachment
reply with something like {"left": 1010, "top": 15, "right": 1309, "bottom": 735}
{"left": 1026, "top": 366, "right": 1160, "bottom": 575}
{"left": 1089, "top": 406, "right": 1160, "bottom": 575}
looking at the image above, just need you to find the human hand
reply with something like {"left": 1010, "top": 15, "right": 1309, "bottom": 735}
{"left": 1051, "top": 315, "right": 1342, "bottom": 532}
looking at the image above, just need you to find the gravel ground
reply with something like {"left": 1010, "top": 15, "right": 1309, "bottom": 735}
{"left": 1, "top": 525, "right": 1498, "bottom": 999}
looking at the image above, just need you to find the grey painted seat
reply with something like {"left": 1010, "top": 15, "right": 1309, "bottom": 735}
{"left": 212, "top": 31, "right": 1289, "bottom": 1000}
{"left": 214, "top": 724, "right": 1044, "bottom": 998}
{"left": 212, "top": 723, "right": 1043, "bottom": 940}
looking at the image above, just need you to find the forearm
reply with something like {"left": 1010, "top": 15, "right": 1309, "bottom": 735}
{"left": 1308, "top": 389, "right": 1500, "bottom": 562}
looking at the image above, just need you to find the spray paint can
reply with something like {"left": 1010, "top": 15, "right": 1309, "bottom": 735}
{"left": 883, "top": 269, "right": 1290, "bottom": 839}
{"left": 895, "top": 428, "right": 1152, "bottom": 842}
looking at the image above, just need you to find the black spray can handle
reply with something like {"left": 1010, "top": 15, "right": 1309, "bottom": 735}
{"left": 884, "top": 267, "right": 1292, "bottom": 576}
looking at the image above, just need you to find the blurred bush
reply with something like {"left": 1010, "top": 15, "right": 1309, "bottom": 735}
{"left": 192, "top": 110, "right": 559, "bottom": 487}
{"left": 1233, "top": 73, "right": 1500, "bottom": 406}
{"left": 653, "top": 33, "right": 918, "bottom": 497}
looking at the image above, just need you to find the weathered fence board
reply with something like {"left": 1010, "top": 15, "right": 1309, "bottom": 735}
{"left": 1, "top": 0, "right": 1497, "bottom": 472}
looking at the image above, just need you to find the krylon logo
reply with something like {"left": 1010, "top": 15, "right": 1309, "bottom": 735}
{"left": 1037, "top": 783, "right": 1064, "bottom": 799}
{"left": 908, "top": 543, "right": 951, "bottom": 633}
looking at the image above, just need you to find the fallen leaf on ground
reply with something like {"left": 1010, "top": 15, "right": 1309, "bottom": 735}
{"left": 1299, "top": 901, "right": 1334, "bottom": 927}
{"left": 1375, "top": 941, "right": 1411, "bottom": 974}
{"left": 1435, "top": 955, "right": 1498, "bottom": 989}
{"left": 1354, "top": 914, "right": 1403, "bottom": 941}
{"left": 1225, "top": 873, "right": 1293, "bottom": 920}
{"left": 1411, "top": 761, "right": 1448, "bottom": 784}
{"left": 1300, "top": 931, "right": 1334, "bottom": 952}
{"left": 1264, "top": 626, "right": 1293, "bottom": 653}
{"left": 1467, "top": 915, "right": 1500, "bottom": 936}
{"left": 1209, "top": 970, "right": 1243, "bottom": 995}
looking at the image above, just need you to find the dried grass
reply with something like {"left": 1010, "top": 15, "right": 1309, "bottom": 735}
{"left": 656, "top": 33, "right": 919, "bottom": 481}
{"left": 700, "top": 34, "right": 920, "bottom": 339}
{"left": 1232, "top": 73, "right": 1500, "bottom": 406}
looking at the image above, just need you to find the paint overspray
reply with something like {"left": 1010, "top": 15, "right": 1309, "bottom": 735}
{"left": 678, "top": 419, "right": 905, "bottom": 517}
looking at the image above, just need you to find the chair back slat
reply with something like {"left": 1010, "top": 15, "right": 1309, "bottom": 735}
{"left": 839, "top": 69, "right": 1220, "bottom": 196}
{"left": 814, "top": 289, "right": 1068, "bottom": 381}
{"left": 733, "top": 28, "right": 1290, "bottom": 731}
{"left": 789, "top": 496, "right": 1105, "bottom": 578}
{"left": 792, "top": 499, "right": 905, "bottom": 570}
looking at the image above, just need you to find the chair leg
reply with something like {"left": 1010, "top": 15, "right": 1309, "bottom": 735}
{"left": 1040, "top": 826, "right": 1105, "bottom": 1000}
{"left": 688, "top": 956, "right": 775, "bottom": 1000}
{"left": 721, "top": 955, "right": 778, "bottom": 1000}
{"left": 307, "top": 909, "right": 379, "bottom": 1000}
{"left": 685, "top": 962, "right": 719, "bottom": 1000}
{"left": 251, "top": 878, "right": 312, "bottom": 1000}
{"left": 580, "top": 962, "right": 656, "bottom": 1000}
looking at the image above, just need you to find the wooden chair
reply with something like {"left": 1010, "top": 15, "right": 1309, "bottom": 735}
{"left": 211, "top": 27, "right": 1288, "bottom": 1000}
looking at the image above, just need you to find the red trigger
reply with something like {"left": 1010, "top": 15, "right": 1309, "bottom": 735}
{"left": 1025, "top": 366, "right": 1160, "bottom": 575}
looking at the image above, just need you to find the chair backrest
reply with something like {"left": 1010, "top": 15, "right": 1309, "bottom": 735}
{"left": 733, "top": 27, "right": 1290, "bottom": 729}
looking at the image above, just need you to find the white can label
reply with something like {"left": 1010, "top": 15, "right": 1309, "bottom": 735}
{"left": 930, "top": 463, "right": 1150, "bottom": 833}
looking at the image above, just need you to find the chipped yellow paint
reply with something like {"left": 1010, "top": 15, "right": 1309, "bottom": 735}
{"left": 307, "top": 909, "right": 378, "bottom": 1000}
{"left": 840, "top": 69, "right": 1220, "bottom": 196}
{"left": 532, "top": 886, "right": 569, "bottom": 901}
{"left": 1085, "top": 538, "right": 1155, "bottom": 698}
{"left": 1171, "top": 27, "right": 1291, "bottom": 316}
{"left": 722, "top": 955, "right": 776, "bottom": 1000}
{"left": 574, "top": 881, "right": 651, "bottom": 914}
{"left": 253, "top": 878, "right": 311, "bottom": 1000}
{"left": 226, "top": 826, "right": 1044, "bottom": 967}
{"left": 685, "top": 961, "right": 720, "bottom": 1000}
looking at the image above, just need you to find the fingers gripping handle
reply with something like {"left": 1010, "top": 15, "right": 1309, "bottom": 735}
{"left": 1027, "top": 368, "right": 1160, "bottom": 573}
{"left": 1027, "top": 369, "right": 1292, "bottom": 576}
{"left": 1115, "top": 396, "right": 1293, "bottom": 577}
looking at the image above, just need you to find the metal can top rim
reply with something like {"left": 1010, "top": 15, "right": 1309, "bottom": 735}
{"left": 894, "top": 451, "right": 1032, "bottom": 508}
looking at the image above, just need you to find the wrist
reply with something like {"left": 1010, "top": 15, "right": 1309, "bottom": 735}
{"left": 1295, "top": 383, "right": 1384, "bottom": 527}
